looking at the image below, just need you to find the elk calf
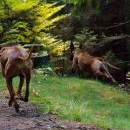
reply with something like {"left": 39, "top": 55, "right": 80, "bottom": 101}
{"left": 0, "top": 46, "right": 33, "bottom": 112}
{"left": 70, "top": 42, "right": 117, "bottom": 83}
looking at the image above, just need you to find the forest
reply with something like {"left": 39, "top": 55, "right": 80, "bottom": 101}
{"left": 0, "top": 0, "right": 130, "bottom": 130}
{"left": 0, "top": 0, "right": 130, "bottom": 81}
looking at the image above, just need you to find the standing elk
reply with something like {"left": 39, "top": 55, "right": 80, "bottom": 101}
{"left": 70, "top": 42, "right": 119, "bottom": 83}
{"left": 0, "top": 46, "right": 33, "bottom": 112}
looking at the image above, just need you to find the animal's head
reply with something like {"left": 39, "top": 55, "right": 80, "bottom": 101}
{"left": 70, "top": 41, "right": 83, "bottom": 60}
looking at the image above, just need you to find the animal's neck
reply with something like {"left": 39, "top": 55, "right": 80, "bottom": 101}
{"left": 76, "top": 49, "right": 90, "bottom": 55}
{"left": 75, "top": 48, "right": 83, "bottom": 53}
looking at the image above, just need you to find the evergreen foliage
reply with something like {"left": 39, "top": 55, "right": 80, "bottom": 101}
{"left": 75, "top": 28, "right": 97, "bottom": 45}
{"left": 0, "top": 0, "right": 66, "bottom": 50}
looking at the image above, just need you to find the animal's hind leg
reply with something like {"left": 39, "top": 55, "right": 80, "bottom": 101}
{"left": 17, "top": 74, "right": 24, "bottom": 100}
{"left": 95, "top": 71, "right": 105, "bottom": 79}
{"left": 100, "top": 63, "right": 117, "bottom": 83}
{"left": 104, "top": 72, "right": 117, "bottom": 83}
{"left": 6, "top": 77, "right": 19, "bottom": 112}
{"left": 24, "top": 73, "right": 31, "bottom": 102}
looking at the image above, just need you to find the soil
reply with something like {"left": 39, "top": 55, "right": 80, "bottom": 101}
{"left": 0, "top": 93, "right": 102, "bottom": 130}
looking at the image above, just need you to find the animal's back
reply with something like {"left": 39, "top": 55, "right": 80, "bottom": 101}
{"left": 0, "top": 46, "right": 33, "bottom": 77}
{"left": 1, "top": 46, "right": 28, "bottom": 59}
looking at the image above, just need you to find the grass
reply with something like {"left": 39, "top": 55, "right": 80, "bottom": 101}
{"left": 0, "top": 73, "right": 130, "bottom": 130}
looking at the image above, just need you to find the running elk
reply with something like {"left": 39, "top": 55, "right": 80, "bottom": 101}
{"left": 0, "top": 46, "right": 33, "bottom": 112}
{"left": 70, "top": 42, "right": 118, "bottom": 83}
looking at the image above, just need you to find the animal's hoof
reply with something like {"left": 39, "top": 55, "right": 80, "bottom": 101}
{"left": 14, "top": 104, "right": 20, "bottom": 113}
{"left": 112, "top": 80, "right": 118, "bottom": 85}
{"left": 8, "top": 101, "right": 12, "bottom": 107}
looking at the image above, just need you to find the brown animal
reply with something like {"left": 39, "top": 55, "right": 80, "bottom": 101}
{"left": 70, "top": 42, "right": 118, "bottom": 83}
{"left": 0, "top": 46, "right": 33, "bottom": 112}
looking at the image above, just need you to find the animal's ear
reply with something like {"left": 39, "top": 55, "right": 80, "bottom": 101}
{"left": 70, "top": 41, "right": 74, "bottom": 52}
{"left": 79, "top": 42, "right": 83, "bottom": 49}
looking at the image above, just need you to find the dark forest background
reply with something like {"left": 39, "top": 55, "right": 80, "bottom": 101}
{"left": 0, "top": 0, "right": 130, "bottom": 83}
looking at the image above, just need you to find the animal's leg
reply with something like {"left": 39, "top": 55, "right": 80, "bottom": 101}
{"left": 71, "top": 59, "right": 76, "bottom": 74}
{"left": 6, "top": 77, "right": 19, "bottom": 112}
{"left": 100, "top": 63, "right": 117, "bottom": 83}
{"left": 71, "top": 67, "right": 76, "bottom": 74}
{"left": 24, "top": 73, "right": 31, "bottom": 102}
{"left": 17, "top": 74, "right": 24, "bottom": 100}
{"left": 71, "top": 66, "right": 80, "bottom": 76}
{"left": 5, "top": 61, "right": 20, "bottom": 112}
{"left": 95, "top": 70, "right": 116, "bottom": 83}
{"left": 73, "top": 64, "right": 80, "bottom": 76}
{"left": 76, "top": 67, "right": 80, "bottom": 76}
{"left": 104, "top": 72, "right": 117, "bottom": 83}
{"left": 72, "top": 58, "right": 80, "bottom": 75}
{"left": 6, "top": 78, "right": 14, "bottom": 106}
{"left": 95, "top": 71, "right": 105, "bottom": 78}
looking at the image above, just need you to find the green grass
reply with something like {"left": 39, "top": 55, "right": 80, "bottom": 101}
{"left": 0, "top": 73, "right": 130, "bottom": 130}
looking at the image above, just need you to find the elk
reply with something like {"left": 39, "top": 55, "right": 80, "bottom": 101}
{"left": 70, "top": 42, "right": 118, "bottom": 83}
{"left": 0, "top": 46, "right": 33, "bottom": 112}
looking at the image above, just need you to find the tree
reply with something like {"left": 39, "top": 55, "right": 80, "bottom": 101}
{"left": 0, "top": 0, "right": 66, "bottom": 46}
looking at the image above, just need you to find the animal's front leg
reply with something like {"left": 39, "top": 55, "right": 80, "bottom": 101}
{"left": 72, "top": 58, "right": 79, "bottom": 75}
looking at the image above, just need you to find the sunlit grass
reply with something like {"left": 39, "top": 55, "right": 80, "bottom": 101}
{"left": 0, "top": 73, "right": 130, "bottom": 130}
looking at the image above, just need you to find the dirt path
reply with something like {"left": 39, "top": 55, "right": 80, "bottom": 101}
{"left": 0, "top": 93, "right": 102, "bottom": 130}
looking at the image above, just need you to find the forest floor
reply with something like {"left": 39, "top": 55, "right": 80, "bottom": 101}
{"left": 0, "top": 92, "right": 102, "bottom": 130}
